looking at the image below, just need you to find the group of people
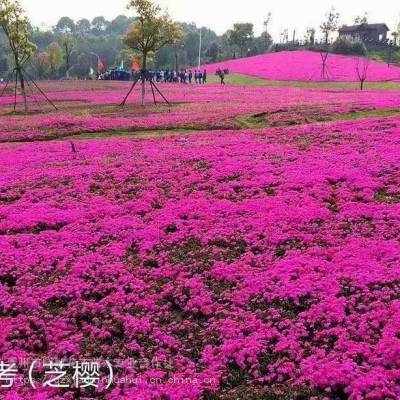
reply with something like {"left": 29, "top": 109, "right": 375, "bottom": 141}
{"left": 132, "top": 69, "right": 208, "bottom": 84}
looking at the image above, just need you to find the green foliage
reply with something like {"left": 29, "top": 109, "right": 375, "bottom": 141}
{"left": 60, "top": 33, "right": 75, "bottom": 74}
{"left": 332, "top": 38, "right": 367, "bottom": 56}
{"left": 0, "top": 0, "right": 36, "bottom": 111}
{"left": 0, "top": 3, "right": 276, "bottom": 78}
{"left": 124, "top": 0, "right": 183, "bottom": 68}
{"left": 31, "top": 51, "right": 50, "bottom": 78}
{"left": 227, "top": 23, "right": 254, "bottom": 57}
{"left": 92, "top": 16, "right": 109, "bottom": 34}
{"left": 76, "top": 19, "right": 91, "bottom": 35}
{"left": 46, "top": 41, "right": 63, "bottom": 76}
{"left": 0, "top": 0, "right": 36, "bottom": 66}
{"left": 55, "top": 16, "right": 75, "bottom": 33}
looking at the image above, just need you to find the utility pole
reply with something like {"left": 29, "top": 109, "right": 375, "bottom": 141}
{"left": 198, "top": 28, "right": 202, "bottom": 68}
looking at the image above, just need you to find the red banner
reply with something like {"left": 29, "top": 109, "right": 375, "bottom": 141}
{"left": 98, "top": 59, "right": 105, "bottom": 73}
{"left": 131, "top": 58, "right": 140, "bottom": 71}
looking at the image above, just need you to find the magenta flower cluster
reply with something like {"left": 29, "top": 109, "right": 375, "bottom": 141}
{"left": 1, "top": 83, "right": 400, "bottom": 142}
{"left": 204, "top": 50, "right": 400, "bottom": 82}
{"left": 1, "top": 102, "right": 400, "bottom": 399}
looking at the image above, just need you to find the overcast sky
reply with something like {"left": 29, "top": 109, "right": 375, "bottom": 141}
{"left": 21, "top": 0, "right": 400, "bottom": 40}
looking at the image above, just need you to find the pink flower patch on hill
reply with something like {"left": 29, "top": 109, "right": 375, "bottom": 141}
{"left": 203, "top": 50, "right": 400, "bottom": 82}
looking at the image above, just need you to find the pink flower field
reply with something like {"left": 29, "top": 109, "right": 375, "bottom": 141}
{"left": 203, "top": 50, "right": 400, "bottom": 82}
{"left": 1, "top": 81, "right": 400, "bottom": 142}
{"left": 1, "top": 81, "right": 400, "bottom": 399}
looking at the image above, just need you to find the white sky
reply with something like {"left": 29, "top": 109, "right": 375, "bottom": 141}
{"left": 21, "top": 0, "right": 400, "bottom": 40}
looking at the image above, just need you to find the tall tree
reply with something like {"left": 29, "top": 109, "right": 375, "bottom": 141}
{"left": 32, "top": 51, "right": 50, "bottom": 79}
{"left": 227, "top": 23, "right": 254, "bottom": 57}
{"left": 305, "top": 27, "right": 316, "bottom": 45}
{"left": 107, "top": 15, "right": 131, "bottom": 34}
{"left": 207, "top": 42, "right": 220, "bottom": 62}
{"left": 60, "top": 33, "right": 75, "bottom": 76}
{"left": 92, "top": 16, "right": 109, "bottom": 34}
{"left": 354, "top": 13, "right": 368, "bottom": 25}
{"left": 76, "top": 19, "right": 91, "bottom": 35}
{"left": 123, "top": 0, "right": 183, "bottom": 104}
{"left": 320, "top": 8, "right": 340, "bottom": 44}
{"left": 0, "top": 0, "right": 36, "bottom": 112}
{"left": 46, "top": 42, "right": 63, "bottom": 76}
{"left": 55, "top": 16, "right": 75, "bottom": 33}
{"left": 260, "top": 12, "right": 272, "bottom": 51}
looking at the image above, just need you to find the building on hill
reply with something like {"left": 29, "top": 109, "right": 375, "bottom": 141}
{"left": 338, "top": 23, "right": 390, "bottom": 43}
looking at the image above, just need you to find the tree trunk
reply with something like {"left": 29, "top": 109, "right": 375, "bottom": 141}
{"left": 16, "top": 66, "right": 28, "bottom": 113}
{"left": 360, "top": 79, "right": 365, "bottom": 90}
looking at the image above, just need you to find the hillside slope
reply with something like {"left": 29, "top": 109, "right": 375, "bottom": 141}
{"left": 203, "top": 50, "right": 400, "bottom": 82}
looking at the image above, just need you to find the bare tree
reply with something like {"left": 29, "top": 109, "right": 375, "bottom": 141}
{"left": 320, "top": 50, "right": 330, "bottom": 81}
{"left": 356, "top": 56, "right": 370, "bottom": 90}
{"left": 320, "top": 8, "right": 340, "bottom": 44}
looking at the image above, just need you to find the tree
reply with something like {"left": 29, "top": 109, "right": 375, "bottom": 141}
{"left": 116, "top": 48, "right": 135, "bottom": 68}
{"left": 92, "top": 16, "right": 109, "bottom": 34}
{"left": 227, "top": 23, "right": 254, "bottom": 57}
{"left": 32, "top": 51, "right": 50, "bottom": 79}
{"left": 31, "top": 28, "right": 54, "bottom": 50}
{"left": 320, "top": 50, "right": 330, "bottom": 80}
{"left": 107, "top": 15, "right": 131, "bottom": 34}
{"left": 123, "top": 0, "right": 183, "bottom": 105}
{"left": 46, "top": 42, "right": 63, "bottom": 76}
{"left": 76, "top": 19, "right": 91, "bottom": 35}
{"left": 355, "top": 56, "right": 370, "bottom": 90}
{"left": 280, "top": 28, "right": 289, "bottom": 43}
{"left": 393, "top": 31, "right": 399, "bottom": 47}
{"left": 393, "top": 22, "right": 400, "bottom": 46}
{"left": 0, "top": 0, "right": 36, "bottom": 112}
{"left": 69, "top": 52, "right": 91, "bottom": 79}
{"left": 207, "top": 42, "right": 220, "bottom": 62}
{"left": 60, "top": 33, "right": 75, "bottom": 75}
{"left": 305, "top": 27, "right": 316, "bottom": 45}
{"left": 55, "top": 16, "right": 75, "bottom": 34}
{"left": 354, "top": 13, "right": 368, "bottom": 25}
{"left": 260, "top": 12, "right": 273, "bottom": 51}
{"left": 320, "top": 8, "right": 340, "bottom": 44}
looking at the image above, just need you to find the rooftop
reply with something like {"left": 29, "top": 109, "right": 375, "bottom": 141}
{"left": 339, "top": 23, "right": 390, "bottom": 33}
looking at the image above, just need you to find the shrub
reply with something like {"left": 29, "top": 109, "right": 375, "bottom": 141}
{"left": 332, "top": 38, "right": 367, "bottom": 56}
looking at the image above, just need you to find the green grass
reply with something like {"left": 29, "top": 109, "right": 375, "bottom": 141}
{"left": 51, "top": 106, "right": 398, "bottom": 143}
{"left": 56, "top": 107, "right": 399, "bottom": 142}
{"left": 61, "top": 129, "right": 199, "bottom": 141}
{"left": 207, "top": 73, "right": 400, "bottom": 91}
{"left": 237, "top": 108, "right": 400, "bottom": 129}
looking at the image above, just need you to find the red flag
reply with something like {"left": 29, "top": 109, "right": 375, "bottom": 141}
{"left": 131, "top": 57, "right": 140, "bottom": 71}
{"left": 97, "top": 59, "right": 105, "bottom": 73}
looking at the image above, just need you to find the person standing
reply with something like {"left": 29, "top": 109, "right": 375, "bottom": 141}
{"left": 198, "top": 71, "right": 203, "bottom": 84}
{"left": 203, "top": 69, "right": 207, "bottom": 84}
{"left": 217, "top": 68, "right": 225, "bottom": 85}
{"left": 189, "top": 70, "right": 193, "bottom": 84}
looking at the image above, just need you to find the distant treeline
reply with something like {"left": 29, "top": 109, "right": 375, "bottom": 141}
{"left": 0, "top": 15, "right": 273, "bottom": 80}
